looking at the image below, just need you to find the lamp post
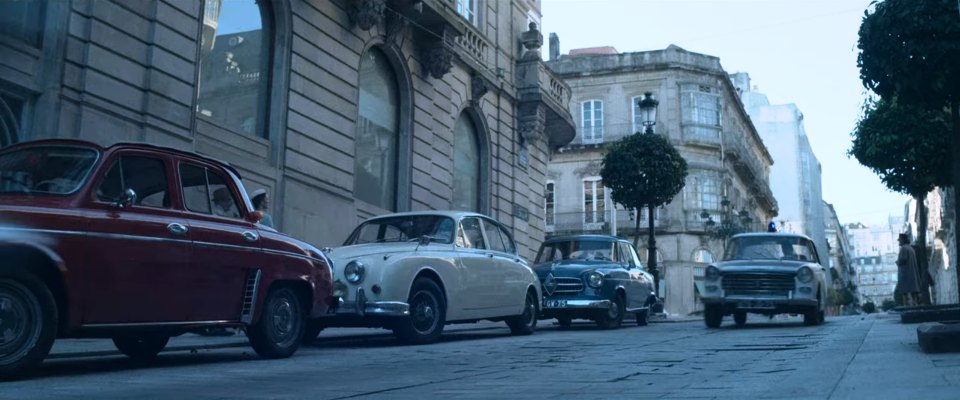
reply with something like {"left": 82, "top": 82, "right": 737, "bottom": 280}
{"left": 637, "top": 92, "right": 661, "bottom": 299}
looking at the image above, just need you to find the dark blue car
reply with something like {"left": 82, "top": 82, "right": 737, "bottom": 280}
{"left": 533, "top": 235, "right": 657, "bottom": 329}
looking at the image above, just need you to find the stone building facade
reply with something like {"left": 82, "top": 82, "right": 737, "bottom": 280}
{"left": 544, "top": 44, "right": 778, "bottom": 316}
{"left": 848, "top": 219, "right": 902, "bottom": 304}
{"left": 0, "top": 0, "right": 575, "bottom": 258}
{"left": 906, "top": 189, "right": 959, "bottom": 304}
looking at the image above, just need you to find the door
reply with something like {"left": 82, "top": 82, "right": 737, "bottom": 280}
{"left": 83, "top": 154, "right": 193, "bottom": 323}
{"left": 480, "top": 218, "right": 528, "bottom": 314}
{"left": 621, "top": 242, "right": 652, "bottom": 309}
{"left": 454, "top": 217, "right": 499, "bottom": 317}
{"left": 179, "top": 162, "right": 259, "bottom": 321}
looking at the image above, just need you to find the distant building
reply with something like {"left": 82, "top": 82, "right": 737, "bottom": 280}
{"left": 544, "top": 43, "right": 778, "bottom": 316}
{"left": 823, "top": 201, "right": 857, "bottom": 310}
{"left": 847, "top": 218, "right": 903, "bottom": 303}
{"left": 731, "top": 73, "right": 829, "bottom": 276}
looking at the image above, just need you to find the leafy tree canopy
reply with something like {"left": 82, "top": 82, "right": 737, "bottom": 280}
{"left": 858, "top": 0, "right": 960, "bottom": 108}
{"left": 600, "top": 133, "right": 688, "bottom": 211}
{"left": 849, "top": 97, "right": 952, "bottom": 197}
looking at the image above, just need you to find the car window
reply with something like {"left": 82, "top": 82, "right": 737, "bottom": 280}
{"left": 96, "top": 156, "right": 169, "bottom": 208}
{"left": 482, "top": 219, "right": 507, "bottom": 252}
{"left": 535, "top": 239, "right": 614, "bottom": 262}
{"left": 725, "top": 236, "right": 817, "bottom": 261}
{"left": 626, "top": 243, "right": 644, "bottom": 269}
{"left": 179, "top": 164, "right": 241, "bottom": 219}
{"left": 345, "top": 215, "right": 456, "bottom": 245}
{"left": 497, "top": 224, "right": 516, "bottom": 254}
{"left": 458, "top": 217, "right": 486, "bottom": 249}
{"left": 180, "top": 164, "right": 211, "bottom": 214}
{"left": 0, "top": 146, "right": 98, "bottom": 195}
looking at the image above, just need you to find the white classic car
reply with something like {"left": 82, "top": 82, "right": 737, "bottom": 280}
{"left": 308, "top": 211, "right": 541, "bottom": 344}
{"left": 700, "top": 233, "right": 828, "bottom": 328}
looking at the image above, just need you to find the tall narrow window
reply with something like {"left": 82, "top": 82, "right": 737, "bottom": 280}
{"left": 681, "top": 84, "right": 720, "bottom": 142}
{"left": 355, "top": 48, "right": 399, "bottom": 211}
{"left": 453, "top": 113, "right": 480, "bottom": 212}
{"left": 583, "top": 178, "right": 604, "bottom": 225}
{"left": 197, "top": 0, "right": 273, "bottom": 137}
{"left": 545, "top": 181, "right": 555, "bottom": 228}
{"left": 581, "top": 100, "right": 603, "bottom": 143}
{"left": 456, "top": 0, "right": 478, "bottom": 25}
{"left": 0, "top": 93, "right": 24, "bottom": 148}
{"left": 0, "top": 0, "right": 45, "bottom": 47}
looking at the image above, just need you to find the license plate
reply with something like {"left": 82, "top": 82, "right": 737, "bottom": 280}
{"left": 544, "top": 299, "right": 567, "bottom": 308}
{"left": 737, "top": 300, "right": 774, "bottom": 309}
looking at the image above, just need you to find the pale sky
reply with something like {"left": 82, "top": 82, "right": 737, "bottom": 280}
{"left": 541, "top": 0, "right": 909, "bottom": 227}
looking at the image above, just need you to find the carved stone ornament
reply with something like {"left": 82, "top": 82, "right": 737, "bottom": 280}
{"left": 520, "top": 22, "right": 543, "bottom": 60}
{"left": 518, "top": 104, "right": 546, "bottom": 142}
{"left": 348, "top": 0, "right": 386, "bottom": 31}
{"left": 385, "top": 9, "right": 409, "bottom": 43}
{"left": 471, "top": 74, "right": 489, "bottom": 102}
{"left": 420, "top": 41, "right": 453, "bottom": 79}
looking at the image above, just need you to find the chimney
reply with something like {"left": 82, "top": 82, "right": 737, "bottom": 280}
{"left": 549, "top": 33, "right": 559, "bottom": 61}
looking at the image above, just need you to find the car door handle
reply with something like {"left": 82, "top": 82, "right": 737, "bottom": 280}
{"left": 167, "top": 223, "right": 188, "bottom": 236}
{"left": 241, "top": 231, "right": 259, "bottom": 242}
{"left": 487, "top": 253, "right": 495, "bottom": 258}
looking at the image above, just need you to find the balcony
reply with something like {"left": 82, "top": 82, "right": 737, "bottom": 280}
{"left": 723, "top": 130, "right": 778, "bottom": 214}
{"left": 516, "top": 23, "right": 576, "bottom": 149}
{"left": 546, "top": 210, "right": 664, "bottom": 236}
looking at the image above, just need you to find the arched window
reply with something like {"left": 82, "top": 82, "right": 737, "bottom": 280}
{"left": 0, "top": 93, "right": 23, "bottom": 148}
{"left": 692, "top": 248, "right": 714, "bottom": 263}
{"left": 355, "top": 48, "right": 399, "bottom": 210}
{"left": 453, "top": 113, "right": 480, "bottom": 212}
{"left": 196, "top": 0, "right": 273, "bottom": 137}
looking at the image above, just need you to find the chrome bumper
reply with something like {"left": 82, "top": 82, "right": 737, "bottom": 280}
{"left": 336, "top": 287, "right": 410, "bottom": 317}
{"left": 542, "top": 299, "right": 612, "bottom": 310}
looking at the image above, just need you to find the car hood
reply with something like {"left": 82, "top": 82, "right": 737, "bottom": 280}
{"left": 714, "top": 259, "right": 815, "bottom": 273}
{"left": 532, "top": 260, "right": 610, "bottom": 277}
{"left": 326, "top": 242, "right": 447, "bottom": 265}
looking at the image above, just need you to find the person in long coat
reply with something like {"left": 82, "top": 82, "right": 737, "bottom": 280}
{"left": 895, "top": 233, "right": 921, "bottom": 306}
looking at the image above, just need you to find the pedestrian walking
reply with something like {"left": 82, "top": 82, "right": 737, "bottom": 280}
{"left": 895, "top": 233, "right": 921, "bottom": 306}
{"left": 250, "top": 188, "right": 275, "bottom": 228}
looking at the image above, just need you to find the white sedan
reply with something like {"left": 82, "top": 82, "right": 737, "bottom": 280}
{"left": 308, "top": 211, "right": 541, "bottom": 344}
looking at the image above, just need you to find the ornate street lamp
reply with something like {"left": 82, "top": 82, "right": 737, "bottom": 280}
{"left": 638, "top": 92, "right": 659, "bottom": 134}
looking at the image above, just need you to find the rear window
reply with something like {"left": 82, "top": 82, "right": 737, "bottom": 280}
{"left": 0, "top": 146, "right": 99, "bottom": 195}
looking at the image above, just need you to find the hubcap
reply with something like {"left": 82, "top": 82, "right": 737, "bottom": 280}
{"left": 271, "top": 298, "right": 295, "bottom": 339}
{"left": 410, "top": 291, "right": 439, "bottom": 334}
{"left": 607, "top": 299, "right": 621, "bottom": 319}
{"left": 0, "top": 280, "right": 42, "bottom": 366}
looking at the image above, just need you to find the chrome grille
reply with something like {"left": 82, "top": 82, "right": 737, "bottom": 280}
{"left": 721, "top": 272, "right": 794, "bottom": 296}
{"left": 541, "top": 277, "right": 584, "bottom": 295}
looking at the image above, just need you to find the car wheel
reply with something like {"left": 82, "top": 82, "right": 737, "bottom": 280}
{"left": 0, "top": 273, "right": 57, "bottom": 377}
{"left": 804, "top": 302, "right": 825, "bottom": 326}
{"left": 556, "top": 316, "right": 572, "bottom": 329}
{"left": 506, "top": 290, "right": 538, "bottom": 335}
{"left": 394, "top": 278, "right": 446, "bottom": 345}
{"left": 302, "top": 320, "right": 325, "bottom": 345}
{"left": 596, "top": 293, "right": 625, "bottom": 329}
{"left": 247, "top": 286, "right": 305, "bottom": 359}
{"left": 112, "top": 335, "right": 170, "bottom": 361}
{"left": 734, "top": 311, "right": 747, "bottom": 326}
{"left": 636, "top": 308, "right": 649, "bottom": 326}
{"left": 704, "top": 304, "right": 723, "bottom": 328}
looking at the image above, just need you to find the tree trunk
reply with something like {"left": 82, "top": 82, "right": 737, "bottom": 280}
{"left": 952, "top": 101, "right": 960, "bottom": 303}
{"left": 648, "top": 204, "right": 658, "bottom": 297}
{"left": 632, "top": 207, "right": 642, "bottom": 250}
{"left": 916, "top": 194, "right": 932, "bottom": 305}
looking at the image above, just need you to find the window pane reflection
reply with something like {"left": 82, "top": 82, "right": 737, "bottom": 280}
{"left": 453, "top": 114, "right": 479, "bottom": 211}
{"left": 355, "top": 48, "right": 399, "bottom": 210}
{"left": 197, "top": 0, "right": 270, "bottom": 137}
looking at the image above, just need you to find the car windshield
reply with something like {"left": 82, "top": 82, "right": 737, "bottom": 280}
{"left": 345, "top": 215, "right": 456, "bottom": 245}
{"left": 0, "top": 146, "right": 99, "bottom": 195}
{"left": 536, "top": 239, "right": 615, "bottom": 263}
{"left": 724, "top": 236, "right": 816, "bottom": 262}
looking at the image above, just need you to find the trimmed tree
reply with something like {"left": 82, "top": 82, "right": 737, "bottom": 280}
{"left": 600, "top": 133, "right": 688, "bottom": 295}
{"left": 849, "top": 97, "right": 952, "bottom": 303}
{"left": 858, "top": 0, "right": 960, "bottom": 296}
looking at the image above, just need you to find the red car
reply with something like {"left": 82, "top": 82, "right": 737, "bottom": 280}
{"left": 0, "top": 140, "right": 334, "bottom": 376}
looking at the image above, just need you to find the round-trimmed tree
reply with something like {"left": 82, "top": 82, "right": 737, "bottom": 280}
{"left": 600, "top": 133, "right": 688, "bottom": 294}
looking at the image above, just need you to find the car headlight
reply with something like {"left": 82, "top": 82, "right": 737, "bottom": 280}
{"left": 797, "top": 266, "right": 813, "bottom": 283}
{"left": 587, "top": 272, "right": 603, "bottom": 288}
{"left": 705, "top": 266, "right": 720, "bottom": 281}
{"left": 344, "top": 261, "right": 365, "bottom": 284}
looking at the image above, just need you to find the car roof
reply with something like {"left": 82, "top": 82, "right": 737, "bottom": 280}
{"left": 364, "top": 210, "right": 492, "bottom": 220}
{"left": 544, "top": 234, "right": 628, "bottom": 243}
{"left": 3, "top": 139, "right": 242, "bottom": 179}
{"left": 732, "top": 232, "right": 813, "bottom": 241}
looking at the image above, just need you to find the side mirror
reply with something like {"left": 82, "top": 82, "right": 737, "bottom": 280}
{"left": 114, "top": 188, "right": 137, "bottom": 208}
{"left": 250, "top": 210, "right": 264, "bottom": 223}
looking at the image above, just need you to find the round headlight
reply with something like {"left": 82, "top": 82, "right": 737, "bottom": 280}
{"left": 587, "top": 272, "right": 604, "bottom": 288}
{"left": 797, "top": 266, "right": 813, "bottom": 283}
{"left": 344, "top": 261, "right": 365, "bottom": 284}
{"left": 705, "top": 266, "right": 720, "bottom": 281}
